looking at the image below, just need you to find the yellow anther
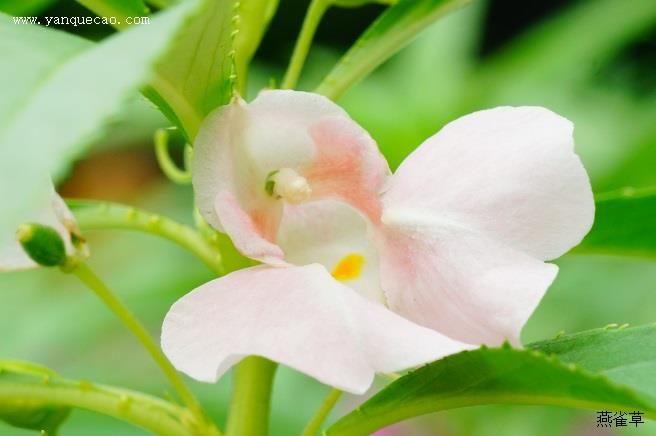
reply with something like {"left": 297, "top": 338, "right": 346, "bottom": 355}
{"left": 331, "top": 254, "right": 365, "bottom": 281}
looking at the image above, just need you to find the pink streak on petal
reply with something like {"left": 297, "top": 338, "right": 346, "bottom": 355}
{"left": 304, "top": 116, "right": 389, "bottom": 223}
{"left": 214, "top": 190, "right": 288, "bottom": 266}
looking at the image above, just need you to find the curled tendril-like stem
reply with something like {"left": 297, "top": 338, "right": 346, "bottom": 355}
{"left": 154, "top": 128, "right": 193, "bottom": 185}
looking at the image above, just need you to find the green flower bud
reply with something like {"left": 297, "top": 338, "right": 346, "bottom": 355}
{"left": 16, "top": 223, "right": 67, "bottom": 267}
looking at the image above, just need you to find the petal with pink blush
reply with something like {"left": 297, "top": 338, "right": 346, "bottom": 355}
{"left": 192, "top": 90, "right": 390, "bottom": 264}
{"left": 214, "top": 190, "right": 287, "bottom": 266}
{"left": 382, "top": 106, "right": 594, "bottom": 261}
{"left": 379, "top": 211, "right": 558, "bottom": 346}
{"left": 161, "top": 264, "right": 470, "bottom": 394}
{"left": 304, "top": 116, "right": 389, "bottom": 222}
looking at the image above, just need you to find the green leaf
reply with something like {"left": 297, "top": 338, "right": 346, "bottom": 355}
{"left": 315, "top": 0, "right": 472, "bottom": 100}
{"left": 75, "top": 0, "right": 150, "bottom": 30}
{"left": 327, "top": 326, "right": 656, "bottom": 435}
{"left": 0, "top": 0, "right": 56, "bottom": 15}
{"left": 572, "top": 188, "right": 656, "bottom": 260}
{"left": 0, "top": 1, "right": 201, "bottom": 248}
{"left": 462, "top": 0, "right": 656, "bottom": 106}
{"left": 0, "top": 361, "right": 70, "bottom": 434}
{"left": 528, "top": 325, "right": 656, "bottom": 398}
{"left": 79, "top": 0, "right": 274, "bottom": 137}
{"left": 0, "top": 360, "right": 191, "bottom": 435}
{"left": 143, "top": 0, "right": 240, "bottom": 140}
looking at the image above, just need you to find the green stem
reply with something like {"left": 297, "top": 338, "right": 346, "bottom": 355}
{"left": 302, "top": 389, "right": 343, "bottom": 436}
{"left": 281, "top": 0, "right": 330, "bottom": 89}
{"left": 0, "top": 372, "right": 190, "bottom": 436}
{"left": 69, "top": 262, "right": 218, "bottom": 435}
{"left": 154, "top": 129, "right": 193, "bottom": 185}
{"left": 226, "top": 357, "right": 278, "bottom": 436}
{"left": 69, "top": 200, "right": 224, "bottom": 275}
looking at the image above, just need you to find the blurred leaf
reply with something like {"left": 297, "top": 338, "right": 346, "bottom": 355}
{"left": 341, "top": 2, "right": 483, "bottom": 168}
{"left": 597, "top": 123, "right": 656, "bottom": 191}
{"left": 0, "top": 0, "right": 56, "bottom": 15}
{"left": 0, "top": 1, "right": 201, "bottom": 248}
{"left": 327, "top": 326, "right": 656, "bottom": 435}
{"left": 315, "top": 0, "right": 472, "bottom": 99}
{"left": 143, "top": 0, "right": 239, "bottom": 140}
{"left": 332, "top": 0, "right": 396, "bottom": 8}
{"left": 0, "top": 361, "right": 71, "bottom": 434}
{"left": 0, "top": 360, "right": 190, "bottom": 435}
{"left": 464, "top": 0, "right": 656, "bottom": 106}
{"left": 75, "top": 0, "right": 150, "bottom": 30}
{"left": 573, "top": 188, "right": 656, "bottom": 260}
{"left": 234, "top": 0, "right": 280, "bottom": 95}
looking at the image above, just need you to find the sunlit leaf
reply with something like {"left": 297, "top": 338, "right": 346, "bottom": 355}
{"left": 327, "top": 326, "right": 656, "bottom": 435}
{"left": 315, "top": 0, "right": 472, "bottom": 99}
{"left": 78, "top": 0, "right": 251, "bottom": 140}
{"left": 0, "top": 1, "right": 202, "bottom": 247}
{"left": 573, "top": 188, "right": 656, "bottom": 260}
{"left": 143, "top": 0, "right": 240, "bottom": 140}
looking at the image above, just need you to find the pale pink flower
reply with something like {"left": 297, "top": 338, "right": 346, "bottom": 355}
{"left": 162, "top": 90, "right": 594, "bottom": 394}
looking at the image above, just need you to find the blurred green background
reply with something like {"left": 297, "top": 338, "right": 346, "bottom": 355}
{"left": 1, "top": 0, "right": 655, "bottom": 434}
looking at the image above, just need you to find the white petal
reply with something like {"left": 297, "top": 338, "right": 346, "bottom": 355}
{"left": 382, "top": 106, "right": 594, "bottom": 261}
{"left": 192, "top": 99, "right": 242, "bottom": 231}
{"left": 161, "top": 264, "right": 470, "bottom": 394}
{"left": 277, "top": 200, "right": 384, "bottom": 303}
{"left": 379, "top": 212, "right": 558, "bottom": 345}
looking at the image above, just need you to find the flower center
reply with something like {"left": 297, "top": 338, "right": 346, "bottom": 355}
{"left": 331, "top": 253, "right": 365, "bottom": 281}
{"left": 265, "top": 168, "right": 312, "bottom": 204}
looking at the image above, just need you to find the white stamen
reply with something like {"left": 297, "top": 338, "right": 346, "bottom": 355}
{"left": 272, "top": 168, "right": 312, "bottom": 204}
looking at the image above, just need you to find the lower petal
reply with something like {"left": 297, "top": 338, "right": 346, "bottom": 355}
{"left": 161, "top": 264, "right": 470, "bottom": 394}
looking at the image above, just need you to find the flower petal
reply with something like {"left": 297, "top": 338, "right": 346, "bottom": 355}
{"left": 277, "top": 200, "right": 384, "bottom": 303}
{"left": 193, "top": 90, "right": 347, "bottom": 232}
{"left": 161, "top": 264, "right": 470, "bottom": 394}
{"left": 382, "top": 106, "right": 594, "bottom": 261}
{"left": 303, "top": 116, "right": 389, "bottom": 222}
{"left": 379, "top": 211, "right": 558, "bottom": 346}
{"left": 214, "top": 190, "right": 287, "bottom": 266}
{"left": 192, "top": 90, "right": 389, "bottom": 263}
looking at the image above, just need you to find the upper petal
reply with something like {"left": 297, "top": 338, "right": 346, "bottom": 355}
{"left": 161, "top": 264, "right": 470, "bottom": 394}
{"left": 382, "top": 106, "right": 594, "bottom": 261}
{"left": 192, "top": 90, "right": 390, "bottom": 263}
{"left": 378, "top": 211, "right": 558, "bottom": 346}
